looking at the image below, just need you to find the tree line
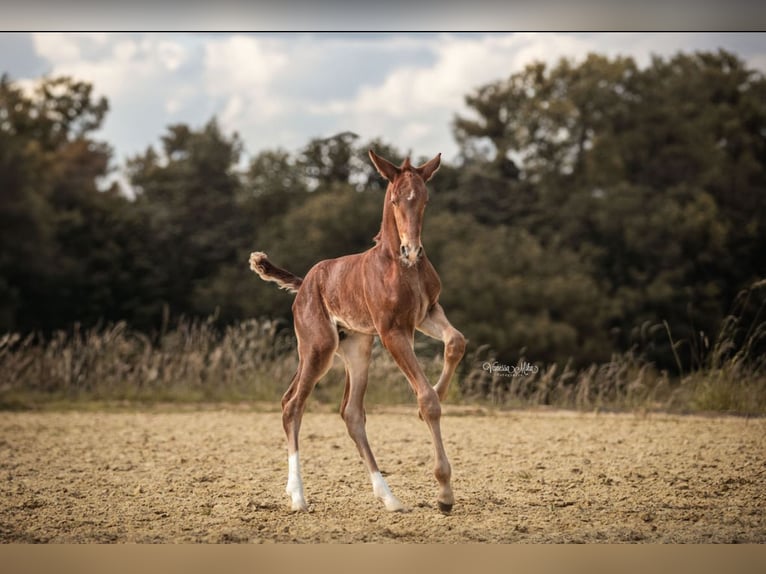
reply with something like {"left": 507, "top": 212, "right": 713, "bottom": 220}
{"left": 1, "top": 49, "right": 764, "bottom": 373}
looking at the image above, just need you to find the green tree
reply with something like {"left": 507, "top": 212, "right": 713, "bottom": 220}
{"left": 297, "top": 131, "right": 360, "bottom": 191}
{"left": 452, "top": 50, "right": 766, "bottom": 370}
{"left": 424, "top": 211, "right": 610, "bottom": 366}
{"left": 126, "top": 119, "right": 248, "bottom": 323}
{"left": 0, "top": 75, "right": 133, "bottom": 332}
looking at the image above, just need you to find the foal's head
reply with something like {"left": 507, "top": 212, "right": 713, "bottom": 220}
{"left": 369, "top": 150, "right": 441, "bottom": 267}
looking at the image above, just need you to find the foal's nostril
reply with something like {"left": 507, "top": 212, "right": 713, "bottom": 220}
{"left": 400, "top": 244, "right": 423, "bottom": 261}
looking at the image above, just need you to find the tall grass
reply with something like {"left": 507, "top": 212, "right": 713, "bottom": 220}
{"left": 676, "top": 280, "right": 766, "bottom": 415}
{"left": 0, "top": 317, "right": 443, "bottom": 410}
{"left": 0, "top": 317, "right": 298, "bottom": 408}
{"left": 459, "top": 280, "right": 766, "bottom": 416}
{"left": 460, "top": 346, "right": 674, "bottom": 412}
{"left": 1, "top": 282, "right": 764, "bottom": 415}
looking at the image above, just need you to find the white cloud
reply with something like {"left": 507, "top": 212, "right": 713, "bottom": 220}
{"left": 203, "top": 35, "right": 287, "bottom": 95}
{"left": 746, "top": 53, "right": 766, "bottom": 76}
{"left": 301, "top": 34, "right": 602, "bottom": 158}
{"left": 201, "top": 35, "right": 291, "bottom": 134}
{"left": 165, "top": 97, "right": 181, "bottom": 114}
{"left": 112, "top": 39, "right": 137, "bottom": 62}
{"left": 32, "top": 32, "right": 82, "bottom": 63}
{"left": 158, "top": 41, "right": 185, "bottom": 71}
{"left": 220, "top": 94, "right": 244, "bottom": 127}
{"left": 15, "top": 32, "right": 766, "bottom": 173}
{"left": 30, "top": 33, "right": 189, "bottom": 98}
{"left": 401, "top": 121, "right": 432, "bottom": 142}
{"left": 296, "top": 33, "right": 766, "bottom": 160}
{"left": 320, "top": 33, "right": 611, "bottom": 120}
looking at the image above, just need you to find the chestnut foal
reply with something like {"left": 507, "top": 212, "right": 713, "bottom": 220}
{"left": 249, "top": 150, "right": 465, "bottom": 513}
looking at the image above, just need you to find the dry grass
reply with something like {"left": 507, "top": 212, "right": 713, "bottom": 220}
{"left": 677, "top": 280, "right": 766, "bottom": 415}
{"left": 1, "top": 284, "right": 765, "bottom": 416}
{"left": 460, "top": 346, "right": 675, "bottom": 412}
{"left": 459, "top": 281, "right": 766, "bottom": 416}
{"left": 0, "top": 317, "right": 445, "bottom": 410}
{"left": 0, "top": 317, "right": 297, "bottom": 408}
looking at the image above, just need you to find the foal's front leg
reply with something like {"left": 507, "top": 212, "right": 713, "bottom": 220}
{"left": 417, "top": 303, "right": 466, "bottom": 401}
{"left": 380, "top": 329, "right": 454, "bottom": 512}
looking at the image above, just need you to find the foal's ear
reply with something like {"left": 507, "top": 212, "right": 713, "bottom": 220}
{"left": 369, "top": 149, "right": 400, "bottom": 183}
{"left": 416, "top": 153, "right": 441, "bottom": 182}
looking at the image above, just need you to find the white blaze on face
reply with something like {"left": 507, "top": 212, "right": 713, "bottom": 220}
{"left": 392, "top": 177, "right": 426, "bottom": 266}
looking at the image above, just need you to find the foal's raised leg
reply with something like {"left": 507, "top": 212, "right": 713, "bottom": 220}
{"left": 380, "top": 329, "right": 454, "bottom": 512}
{"left": 417, "top": 303, "right": 466, "bottom": 401}
{"left": 338, "top": 333, "right": 403, "bottom": 511}
{"left": 281, "top": 321, "right": 338, "bottom": 511}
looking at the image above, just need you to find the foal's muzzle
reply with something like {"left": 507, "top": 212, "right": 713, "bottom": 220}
{"left": 400, "top": 244, "right": 424, "bottom": 265}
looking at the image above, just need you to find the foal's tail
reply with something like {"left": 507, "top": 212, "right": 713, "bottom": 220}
{"left": 249, "top": 252, "right": 303, "bottom": 294}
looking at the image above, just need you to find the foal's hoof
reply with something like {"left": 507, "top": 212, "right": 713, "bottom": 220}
{"left": 287, "top": 493, "right": 309, "bottom": 512}
{"left": 438, "top": 501, "right": 453, "bottom": 514}
{"left": 380, "top": 495, "right": 405, "bottom": 512}
{"left": 290, "top": 501, "right": 309, "bottom": 512}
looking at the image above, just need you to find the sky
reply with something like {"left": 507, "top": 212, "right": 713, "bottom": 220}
{"left": 2, "top": 32, "right": 766, "bottom": 186}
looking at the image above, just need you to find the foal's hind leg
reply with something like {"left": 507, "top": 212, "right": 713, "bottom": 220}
{"left": 338, "top": 333, "right": 403, "bottom": 512}
{"left": 281, "top": 319, "right": 338, "bottom": 511}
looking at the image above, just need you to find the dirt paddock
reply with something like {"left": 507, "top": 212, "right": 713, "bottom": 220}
{"left": 1, "top": 405, "right": 764, "bottom": 543}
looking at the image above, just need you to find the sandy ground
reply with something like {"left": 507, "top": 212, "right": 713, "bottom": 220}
{"left": 0, "top": 405, "right": 764, "bottom": 543}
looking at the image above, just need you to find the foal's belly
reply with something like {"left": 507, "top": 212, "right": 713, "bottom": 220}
{"left": 330, "top": 311, "right": 377, "bottom": 336}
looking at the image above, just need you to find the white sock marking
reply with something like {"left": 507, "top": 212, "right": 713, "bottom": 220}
{"left": 371, "top": 471, "right": 404, "bottom": 512}
{"left": 286, "top": 451, "right": 307, "bottom": 511}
